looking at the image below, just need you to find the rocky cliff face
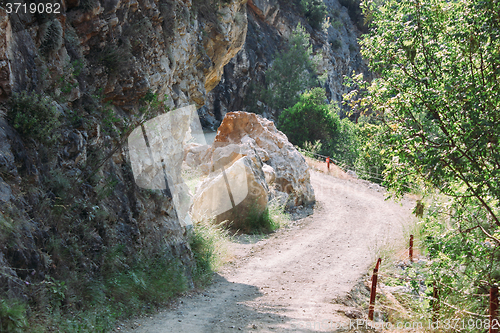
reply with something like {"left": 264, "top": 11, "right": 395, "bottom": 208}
{"left": 0, "top": 0, "right": 247, "bottom": 302}
{"left": 1, "top": 0, "right": 247, "bottom": 107}
{"left": 200, "top": 0, "right": 371, "bottom": 127}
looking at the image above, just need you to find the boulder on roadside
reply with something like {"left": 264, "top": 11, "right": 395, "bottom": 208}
{"left": 190, "top": 155, "right": 268, "bottom": 231}
{"left": 213, "top": 111, "right": 315, "bottom": 207}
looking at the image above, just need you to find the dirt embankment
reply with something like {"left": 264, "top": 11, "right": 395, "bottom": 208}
{"left": 119, "top": 170, "right": 416, "bottom": 333}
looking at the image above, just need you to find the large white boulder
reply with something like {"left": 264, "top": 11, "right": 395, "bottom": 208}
{"left": 213, "top": 111, "right": 315, "bottom": 207}
{"left": 191, "top": 156, "right": 268, "bottom": 231}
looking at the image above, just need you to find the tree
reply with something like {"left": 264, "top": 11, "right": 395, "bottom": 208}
{"left": 263, "top": 23, "right": 316, "bottom": 111}
{"left": 360, "top": 0, "right": 500, "bottom": 225}
{"left": 358, "top": 0, "right": 500, "bottom": 321}
{"left": 299, "top": 0, "right": 328, "bottom": 30}
{"left": 278, "top": 87, "right": 339, "bottom": 150}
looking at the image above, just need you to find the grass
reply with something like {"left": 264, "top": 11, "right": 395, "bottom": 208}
{"left": 189, "top": 219, "right": 231, "bottom": 286}
{"left": 0, "top": 299, "right": 28, "bottom": 333}
{"left": 23, "top": 253, "right": 191, "bottom": 332}
{"left": 241, "top": 200, "right": 289, "bottom": 234}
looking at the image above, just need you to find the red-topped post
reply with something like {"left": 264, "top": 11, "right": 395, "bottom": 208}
{"left": 368, "top": 258, "right": 382, "bottom": 321}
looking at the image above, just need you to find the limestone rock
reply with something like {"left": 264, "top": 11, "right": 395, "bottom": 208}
{"left": 262, "top": 163, "right": 275, "bottom": 184}
{"left": 203, "top": 0, "right": 248, "bottom": 92}
{"left": 213, "top": 111, "right": 315, "bottom": 207}
{"left": 191, "top": 155, "right": 268, "bottom": 230}
{"left": 184, "top": 143, "right": 212, "bottom": 176}
{"left": 248, "top": 0, "right": 279, "bottom": 22}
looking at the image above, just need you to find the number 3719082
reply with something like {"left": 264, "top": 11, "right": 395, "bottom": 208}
{"left": 5, "top": 2, "right": 61, "bottom": 14}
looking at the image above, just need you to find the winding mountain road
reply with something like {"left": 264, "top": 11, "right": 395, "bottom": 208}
{"left": 119, "top": 170, "right": 415, "bottom": 332}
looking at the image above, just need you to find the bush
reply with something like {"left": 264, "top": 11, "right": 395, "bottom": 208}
{"left": 329, "top": 38, "right": 342, "bottom": 50}
{"left": 39, "top": 19, "right": 63, "bottom": 57}
{"left": 278, "top": 87, "right": 340, "bottom": 150}
{"left": 98, "top": 45, "right": 132, "bottom": 74}
{"left": 7, "top": 91, "right": 61, "bottom": 144}
{"left": 331, "top": 117, "right": 360, "bottom": 167}
{"left": 299, "top": 0, "right": 328, "bottom": 30}
{"left": 354, "top": 121, "right": 387, "bottom": 183}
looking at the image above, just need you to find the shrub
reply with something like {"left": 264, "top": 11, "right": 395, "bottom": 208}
{"left": 354, "top": 121, "right": 387, "bottom": 183}
{"left": 98, "top": 45, "right": 132, "bottom": 74}
{"left": 329, "top": 38, "right": 342, "bottom": 50}
{"left": 330, "top": 117, "right": 360, "bottom": 168}
{"left": 299, "top": 0, "right": 328, "bottom": 30}
{"left": 7, "top": 91, "right": 61, "bottom": 144}
{"left": 278, "top": 87, "right": 340, "bottom": 150}
{"left": 39, "top": 19, "right": 63, "bottom": 57}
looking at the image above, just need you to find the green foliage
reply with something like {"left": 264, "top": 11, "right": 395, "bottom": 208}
{"left": 40, "top": 19, "right": 63, "bottom": 57}
{"left": 104, "top": 256, "right": 188, "bottom": 311}
{"left": 263, "top": 23, "right": 316, "bottom": 110}
{"left": 189, "top": 220, "right": 230, "bottom": 286}
{"left": 244, "top": 201, "right": 282, "bottom": 234}
{"left": 281, "top": 88, "right": 388, "bottom": 181}
{"left": 299, "top": 0, "right": 328, "bottom": 30}
{"left": 278, "top": 87, "right": 339, "bottom": 150}
{"left": 7, "top": 91, "right": 61, "bottom": 144}
{"left": 330, "top": 17, "right": 343, "bottom": 29}
{"left": 329, "top": 38, "right": 342, "bottom": 50}
{"left": 0, "top": 299, "right": 27, "bottom": 333}
{"left": 358, "top": 0, "right": 500, "bottom": 324}
{"left": 331, "top": 117, "right": 360, "bottom": 168}
{"left": 303, "top": 140, "right": 322, "bottom": 158}
{"left": 353, "top": 120, "right": 388, "bottom": 183}
{"left": 360, "top": 0, "right": 500, "bottom": 221}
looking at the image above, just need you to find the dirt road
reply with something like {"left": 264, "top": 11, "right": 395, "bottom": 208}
{"left": 120, "top": 170, "right": 415, "bottom": 332}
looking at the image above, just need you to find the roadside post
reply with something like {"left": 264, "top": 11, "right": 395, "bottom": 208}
{"left": 368, "top": 258, "right": 382, "bottom": 321}
{"left": 409, "top": 235, "right": 414, "bottom": 262}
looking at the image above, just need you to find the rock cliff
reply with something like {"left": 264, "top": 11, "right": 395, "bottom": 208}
{"left": 200, "top": 0, "right": 371, "bottom": 127}
{"left": 0, "top": 0, "right": 248, "bottom": 309}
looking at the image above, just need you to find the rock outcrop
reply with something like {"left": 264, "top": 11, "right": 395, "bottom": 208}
{"left": 0, "top": 0, "right": 247, "bottom": 108}
{"left": 0, "top": 0, "right": 248, "bottom": 305}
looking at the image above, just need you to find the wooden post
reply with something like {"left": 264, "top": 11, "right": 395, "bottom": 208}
{"left": 368, "top": 258, "right": 382, "bottom": 321}
{"left": 409, "top": 234, "right": 414, "bottom": 262}
{"left": 490, "top": 286, "right": 499, "bottom": 333}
